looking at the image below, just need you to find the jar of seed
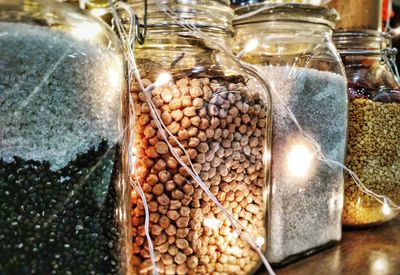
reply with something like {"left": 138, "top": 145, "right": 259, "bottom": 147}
{"left": 0, "top": 1, "right": 131, "bottom": 274}
{"left": 233, "top": 3, "right": 347, "bottom": 265}
{"left": 334, "top": 31, "right": 400, "bottom": 227}
{"left": 125, "top": 1, "right": 271, "bottom": 274}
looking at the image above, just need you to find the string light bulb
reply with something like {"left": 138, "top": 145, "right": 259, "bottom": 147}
{"left": 154, "top": 73, "right": 172, "bottom": 87}
{"left": 70, "top": 22, "right": 102, "bottom": 40}
{"left": 236, "top": 39, "right": 259, "bottom": 59}
{"left": 255, "top": 236, "right": 265, "bottom": 247}
{"left": 244, "top": 39, "right": 259, "bottom": 53}
{"left": 382, "top": 198, "right": 392, "bottom": 216}
{"left": 108, "top": 67, "right": 120, "bottom": 88}
{"left": 144, "top": 73, "right": 172, "bottom": 94}
{"left": 203, "top": 218, "right": 220, "bottom": 230}
{"left": 90, "top": 8, "right": 108, "bottom": 17}
{"left": 371, "top": 254, "right": 389, "bottom": 273}
{"left": 287, "top": 144, "right": 313, "bottom": 178}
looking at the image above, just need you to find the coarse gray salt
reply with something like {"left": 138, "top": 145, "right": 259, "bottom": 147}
{"left": 0, "top": 22, "right": 124, "bottom": 170}
{"left": 259, "top": 66, "right": 348, "bottom": 264}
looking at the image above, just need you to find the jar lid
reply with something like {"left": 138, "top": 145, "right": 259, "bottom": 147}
{"left": 127, "top": 0, "right": 234, "bottom": 35}
{"left": 333, "top": 30, "right": 391, "bottom": 55}
{"left": 233, "top": 3, "right": 339, "bottom": 29}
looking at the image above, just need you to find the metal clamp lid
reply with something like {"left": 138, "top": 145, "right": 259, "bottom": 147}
{"left": 382, "top": 46, "right": 400, "bottom": 81}
{"left": 134, "top": 0, "right": 147, "bottom": 44}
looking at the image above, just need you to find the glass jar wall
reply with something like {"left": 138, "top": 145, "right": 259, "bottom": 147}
{"left": 0, "top": 1, "right": 131, "bottom": 274}
{"left": 126, "top": 1, "right": 271, "bottom": 274}
{"left": 233, "top": 3, "right": 347, "bottom": 265}
{"left": 334, "top": 31, "right": 400, "bottom": 227}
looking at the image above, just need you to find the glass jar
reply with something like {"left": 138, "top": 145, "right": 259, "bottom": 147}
{"left": 0, "top": 1, "right": 131, "bottom": 274}
{"left": 233, "top": 3, "right": 347, "bottom": 265}
{"left": 334, "top": 31, "right": 400, "bottom": 227}
{"left": 126, "top": 1, "right": 271, "bottom": 274}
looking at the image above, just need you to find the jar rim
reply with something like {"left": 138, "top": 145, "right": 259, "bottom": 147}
{"left": 333, "top": 30, "right": 391, "bottom": 56}
{"left": 333, "top": 30, "right": 391, "bottom": 42}
{"left": 126, "top": 1, "right": 234, "bottom": 35}
{"left": 233, "top": 3, "right": 339, "bottom": 29}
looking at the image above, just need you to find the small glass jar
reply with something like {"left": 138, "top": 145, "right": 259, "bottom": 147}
{"left": 0, "top": 1, "right": 130, "bottom": 274}
{"left": 126, "top": 1, "right": 271, "bottom": 274}
{"left": 334, "top": 31, "right": 400, "bottom": 227}
{"left": 233, "top": 3, "right": 347, "bottom": 265}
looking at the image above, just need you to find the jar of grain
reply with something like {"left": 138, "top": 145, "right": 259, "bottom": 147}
{"left": 233, "top": 3, "right": 347, "bottom": 265}
{"left": 333, "top": 31, "right": 400, "bottom": 227}
{"left": 0, "top": 1, "right": 131, "bottom": 274}
{"left": 126, "top": 1, "right": 271, "bottom": 274}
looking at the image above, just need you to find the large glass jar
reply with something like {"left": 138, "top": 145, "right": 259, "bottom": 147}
{"left": 0, "top": 1, "right": 131, "bottom": 274}
{"left": 334, "top": 31, "right": 400, "bottom": 227}
{"left": 233, "top": 3, "right": 347, "bottom": 265}
{"left": 126, "top": 1, "right": 271, "bottom": 274}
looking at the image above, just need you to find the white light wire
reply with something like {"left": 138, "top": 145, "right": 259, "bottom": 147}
{"left": 156, "top": 0, "right": 400, "bottom": 233}
{"left": 246, "top": 15, "right": 400, "bottom": 212}
{"left": 230, "top": 2, "right": 400, "bottom": 213}
{"left": 234, "top": 3, "right": 286, "bottom": 21}
{"left": 111, "top": 1, "right": 276, "bottom": 274}
{"left": 108, "top": 2, "right": 399, "bottom": 275}
{"left": 153, "top": 1, "right": 277, "bottom": 274}
{"left": 108, "top": 2, "right": 158, "bottom": 274}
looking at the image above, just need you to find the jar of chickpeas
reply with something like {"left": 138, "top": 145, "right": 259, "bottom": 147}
{"left": 126, "top": 0, "right": 272, "bottom": 274}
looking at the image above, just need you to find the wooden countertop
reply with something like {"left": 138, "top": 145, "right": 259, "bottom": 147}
{"left": 257, "top": 216, "right": 400, "bottom": 275}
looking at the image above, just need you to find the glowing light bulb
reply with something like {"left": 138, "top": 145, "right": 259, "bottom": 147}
{"left": 287, "top": 144, "right": 313, "bottom": 177}
{"left": 71, "top": 22, "right": 102, "bottom": 40}
{"left": 371, "top": 254, "right": 389, "bottom": 274}
{"left": 154, "top": 73, "right": 172, "bottom": 87}
{"left": 255, "top": 236, "right": 265, "bottom": 247}
{"left": 203, "top": 218, "right": 220, "bottom": 230}
{"left": 79, "top": 0, "right": 87, "bottom": 9}
{"left": 356, "top": 197, "right": 361, "bottom": 208}
{"left": 90, "top": 8, "right": 108, "bottom": 17}
{"left": 382, "top": 198, "right": 391, "bottom": 216}
{"left": 244, "top": 39, "right": 259, "bottom": 53}
{"left": 229, "top": 246, "right": 242, "bottom": 257}
{"left": 236, "top": 39, "right": 259, "bottom": 59}
{"left": 191, "top": 66, "right": 204, "bottom": 74}
{"left": 144, "top": 73, "right": 172, "bottom": 94}
{"left": 131, "top": 154, "right": 137, "bottom": 165}
{"left": 108, "top": 67, "right": 120, "bottom": 88}
{"left": 263, "top": 149, "right": 271, "bottom": 164}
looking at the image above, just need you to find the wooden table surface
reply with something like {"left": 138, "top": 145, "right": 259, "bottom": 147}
{"left": 257, "top": 216, "right": 400, "bottom": 275}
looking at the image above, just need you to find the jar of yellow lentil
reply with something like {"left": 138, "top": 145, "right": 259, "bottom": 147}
{"left": 334, "top": 31, "right": 400, "bottom": 227}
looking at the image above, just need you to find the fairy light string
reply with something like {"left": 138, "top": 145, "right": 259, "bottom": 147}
{"left": 108, "top": 1, "right": 278, "bottom": 274}
{"left": 154, "top": 0, "right": 400, "bottom": 261}
{"left": 119, "top": 1, "right": 277, "bottom": 274}
{"left": 108, "top": 2, "right": 159, "bottom": 274}
{"left": 107, "top": 1, "right": 399, "bottom": 275}
{"left": 233, "top": 5, "right": 400, "bottom": 213}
